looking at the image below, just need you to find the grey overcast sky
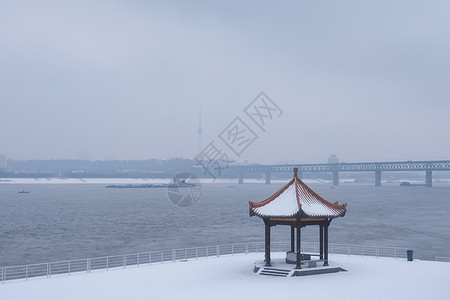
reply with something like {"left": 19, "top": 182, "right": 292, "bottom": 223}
{"left": 1, "top": 0, "right": 449, "bottom": 164}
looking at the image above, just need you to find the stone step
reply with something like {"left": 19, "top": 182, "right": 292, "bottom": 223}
{"left": 258, "top": 268, "right": 290, "bottom": 277}
{"left": 259, "top": 271, "right": 289, "bottom": 277}
{"left": 264, "top": 267, "right": 291, "bottom": 272}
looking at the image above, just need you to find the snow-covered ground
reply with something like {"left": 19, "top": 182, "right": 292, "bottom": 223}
{"left": 1, "top": 253, "right": 449, "bottom": 300}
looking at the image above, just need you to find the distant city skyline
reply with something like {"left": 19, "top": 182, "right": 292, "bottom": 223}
{"left": 1, "top": 1, "right": 449, "bottom": 164}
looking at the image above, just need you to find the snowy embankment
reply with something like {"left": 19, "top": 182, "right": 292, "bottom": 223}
{"left": 0, "top": 177, "right": 331, "bottom": 185}
{"left": 0, "top": 178, "right": 172, "bottom": 184}
{"left": 0, "top": 253, "right": 449, "bottom": 300}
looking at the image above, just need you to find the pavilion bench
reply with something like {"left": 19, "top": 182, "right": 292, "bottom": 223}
{"left": 302, "top": 259, "right": 324, "bottom": 268}
{"left": 286, "top": 251, "right": 325, "bottom": 268}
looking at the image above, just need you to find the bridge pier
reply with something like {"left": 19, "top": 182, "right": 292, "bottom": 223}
{"left": 426, "top": 170, "right": 432, "bottom": 187}
{"left": 375, "top": 170, "right": 382, "bottom": 187}
{"left": 265, "top": 171, "right": 271, "bottom": 184}
{"left": 332, "top": 171, "right": 339, "bottom": 186}
{"left": 238, "top": 172, "right": 244, "bottom": 184}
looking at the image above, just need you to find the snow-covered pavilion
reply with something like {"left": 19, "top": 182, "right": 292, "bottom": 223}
{"left": 249, "top": 168, "right": 347, "bottom": 269}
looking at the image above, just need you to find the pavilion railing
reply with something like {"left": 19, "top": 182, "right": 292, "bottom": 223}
{"left": 0, "top": 241, "right": 429, "bottom": 284}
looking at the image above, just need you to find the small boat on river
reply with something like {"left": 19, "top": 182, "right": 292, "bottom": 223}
{"left": 400, "top": 181, "right": 426, "bottom": 187}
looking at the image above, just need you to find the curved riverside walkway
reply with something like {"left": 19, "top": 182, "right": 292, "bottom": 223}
{"left": 1, "top": 252, "right": 449, "bottom": 300}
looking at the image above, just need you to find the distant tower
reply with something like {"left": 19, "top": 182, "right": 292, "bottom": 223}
{"left": 197, "top": 105, "right": 203, "bottom": 153}
{"left": 328, "top": 154, "right": 339, "bottom": 164}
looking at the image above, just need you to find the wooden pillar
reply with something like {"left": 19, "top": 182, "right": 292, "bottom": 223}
{"left": 296, "top": 222, "right": 302, "bottom": 269}
{"left": 319, "top": 225, "right": 324, "bottom": 260}
{"left": 323, "top": 223, "right": 329, "bottom": 266}
{"left": 265, "top": 222, "right": 271, "bottom": 266}
{"left": 290, "top": 226, "right": 295, "bottom": 252}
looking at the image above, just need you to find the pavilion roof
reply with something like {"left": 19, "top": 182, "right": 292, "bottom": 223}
{"left": 249, "top": 168, "right": 347, "bottom": 219}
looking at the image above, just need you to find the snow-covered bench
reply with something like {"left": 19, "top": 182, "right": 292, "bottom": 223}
{"left": 302, "top": 259, "right": 324, "bottom": 268}
{"left": 286, "top": 251, "right": 324, "bottom": 267}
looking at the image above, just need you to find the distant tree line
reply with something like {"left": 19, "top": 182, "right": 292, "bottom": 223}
{"left": 1, "top": 158, "right": 199, "bottom": 178}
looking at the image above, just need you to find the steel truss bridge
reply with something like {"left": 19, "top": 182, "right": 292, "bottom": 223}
{"left": 229, "top": 160, "right": 450, "bottom": 187}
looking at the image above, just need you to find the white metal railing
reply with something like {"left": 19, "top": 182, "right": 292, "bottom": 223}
{"left": 435, "top": 256, "right": 450, "bottom": 262}
{"left": 0, "top": 242, "right": 425, "bottom": 284}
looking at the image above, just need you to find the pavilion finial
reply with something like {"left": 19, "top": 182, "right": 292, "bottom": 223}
{"left": 293, "top": 167, "right": 298, "bottom": 177}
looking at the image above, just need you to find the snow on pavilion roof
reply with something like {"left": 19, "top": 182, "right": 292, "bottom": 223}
{"left": 249, "top": 168, "right": 347, "bottom": 219}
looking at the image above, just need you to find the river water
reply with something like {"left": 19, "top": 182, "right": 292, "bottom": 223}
{"left": 1, "top": 181, "right": 449, "bottom": 266}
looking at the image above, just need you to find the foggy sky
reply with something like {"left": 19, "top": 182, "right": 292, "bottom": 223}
{"left": 1, "top": 0, "right": 449, "bottom": 164}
